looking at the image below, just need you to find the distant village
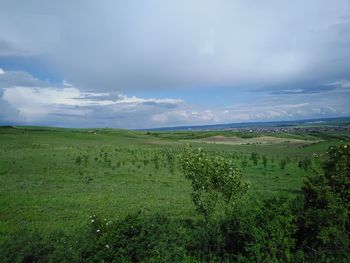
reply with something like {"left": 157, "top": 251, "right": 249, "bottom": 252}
{"left": 223, "top": 124, "right": 350, "bottom": 134}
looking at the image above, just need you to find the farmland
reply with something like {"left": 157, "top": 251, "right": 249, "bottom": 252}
{"left": 0, "top": 125, "right": 349, "bottom": 261}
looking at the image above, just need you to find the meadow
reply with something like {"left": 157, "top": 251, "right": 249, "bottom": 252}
{"left": 0, "top": 125, "right": 349, "bottom": 261}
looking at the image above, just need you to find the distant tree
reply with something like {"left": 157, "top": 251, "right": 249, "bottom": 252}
{"left": 241, "top": 160, "right": 248, "bottom": 170}
{"left": 280, "top": 159, "right": 287, "bottom": 171}
{"left": 75, "top": 155, "right": 82, "bottom": 165}
{"left": 231, "top": 153, "right": 235, "bottom": 160}
{"left": 298, "top": 158, "right": 312, "bottom": 171}
{"left": 153, "top": 155, "right": 160, "bottom": 170}
{"left": 286, "top": 157, "right": 291, "bottom": 164}
{"left": 262, "top": 156, "right": 268, "bottom": 170}
{"left": 251, "top": 152, "right": 259, "bottom": 166}
{"left": 298, "top": 160, "right": 303, "bottom": 170}
{"left": 165, "top": 152, "right": 175, "bottom": 175}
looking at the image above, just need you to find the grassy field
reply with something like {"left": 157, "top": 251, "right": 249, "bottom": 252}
{"left": 0, "top": 126, "right": 348, "bottom": 243}
{"left": 188, "top": 135, "right": 318, "bottom": 146}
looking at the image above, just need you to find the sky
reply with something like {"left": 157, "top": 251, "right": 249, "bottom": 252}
{"left": 0, "top": 0, "right": 350, "bottom": 129}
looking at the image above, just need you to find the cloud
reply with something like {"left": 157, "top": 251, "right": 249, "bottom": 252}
{"left": 270, "top": 89, "right": 308, "bottom": 95}
{"left": 270, "top": 87, "right": 330, "bottom": 95}
{"left": 148, "top": 99, "right": 347, "bottom": 127}
{"left": 62, "top": 80, "right": 73, "bottom": 87}
{"left": 152, "top": 109, "right": 216, "bottom": 126}
{"left": 1, "top": 1, "right": 350, "bottom": 128}
{"left": 0, "top": 70, "right": 184, "bottom": 128}
{"left": 324, "top": 80, "right": 350, "bottom": 89}
{"left": 268, "top": 79, "right": 350, "bottom": 95}
{"left": 0, "top": 69, "right": 47, "bottom": 89}
{"left": 1, "top": 69, "right": 350, "bottom": 128}
{"left": 0, "top": 12, "right": 60, "bottom": 56}
{"left": 2, "top": 86, "right": 183, "bottom": 124}
{"left": 1, "top": 1, "right": 350, "bottom": 92}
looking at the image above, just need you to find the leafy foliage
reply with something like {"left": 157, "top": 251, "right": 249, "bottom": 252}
{"left": 180, "top": 146, "right": 248, "bottom": 220}
{"left": 83, "top": 212, "right": 190, "bottom": 263}
{"left": 250, "top": 152, "right": 259, "bottom": 166}
{"left": 262, "top": 155, "right": 268, "bottom": 169}
{"left": 295, "top": 144, "right": 350, "bottom": 261}
{"left": 324, "top": 145, "right": 350, "bottom": 208}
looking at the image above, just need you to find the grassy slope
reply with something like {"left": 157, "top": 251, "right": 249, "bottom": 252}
{"left": 0, "top": 126, "right": 348, "bottom": 242}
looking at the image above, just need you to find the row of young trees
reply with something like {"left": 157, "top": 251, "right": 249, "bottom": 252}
{"left": 73, "top": 146, "right": 179, "bottom": 184}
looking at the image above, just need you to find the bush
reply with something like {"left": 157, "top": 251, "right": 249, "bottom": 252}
{"left": 83, "top": 212, "right": 190, "bottom": 262}
{"left": 296, "top": 174, "right": 349, "bottom": 261}
{"left": 180, "top": 146, "right": 248, "bottom": 221}
{"left": 221, "top": 196, "right": 297, "bottom": 262}
{"left": 0, "top": 230, "right": 82, "bottom": 263}
{"left": 295, "top": 145, "right": 350, "bottom": 261}
{"left": 324, "top": 145, "right": 350, "bottom": 209}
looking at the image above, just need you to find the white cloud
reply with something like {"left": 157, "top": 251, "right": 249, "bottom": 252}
{"left": 325, "top": 80, "right": 350, "bottom": 89}
{"left": 1, "top": 81, "right": 349, "bottom": 128}
{"left": 114, "top": 94, "right": 182, "bottom": 106}
{"left": 0, "top": 68, "right": 4, "bottom": 75}
{"left": 152, "top": 109, "right": 216, "bottom": 125}
{"left": 0, "top": 69, "right": 349, "bottom": 128}
{"left": 62, "top": 80, "right": 73, "bottom": 87}
{"left": 2, "top": 85, "right": 183, "bottom": 125}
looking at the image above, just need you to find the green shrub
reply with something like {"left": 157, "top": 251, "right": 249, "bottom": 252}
{"left": 221, "top": 196, "right": 297, "bottom": 262}
{"left": 83, "top": 212, "right": 190, "bottom": 262}
{"left": 180, "top": 146, "right": 248, "bottom": 221}
{"left": 0, "top": 230, "right": 82, "bottom": 263}
{"left": 324, "top": 145, "right": 350, "bottom": 209}
{"left": 295, "top": 145, "right": 350, "bottom": 261}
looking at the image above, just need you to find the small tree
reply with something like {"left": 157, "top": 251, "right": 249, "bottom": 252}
{"left": 241, "top": 159, "right": 248, "bottom": 170}
{"left": 180, "top": 146, "right": 248, "bottom": 221}
{"left": 298, "top": 158, "right": 312, "bottom": 171}
{"left": 251, "top": 152, "right": 259, "bottom": 166}
{"left": 280, "top": 159, "right": 287, "bottom": 171}
{"left": 262, "top": 156, "right": 268, "bottom": 170}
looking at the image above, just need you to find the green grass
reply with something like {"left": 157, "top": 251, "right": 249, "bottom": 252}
{"left": 0, "top": 126, "right": 348, "bottom": 242}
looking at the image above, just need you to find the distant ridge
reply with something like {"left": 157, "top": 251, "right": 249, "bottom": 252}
{"left": 1, "top": 116, "right": 349, "bottom": 131}
{"left": 141, "top": 116, "right": 350, "bottom": 131}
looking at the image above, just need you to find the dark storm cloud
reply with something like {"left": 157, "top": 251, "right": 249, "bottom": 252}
{"left": 1, "top": 0, "right": 350, "bottom": 92}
